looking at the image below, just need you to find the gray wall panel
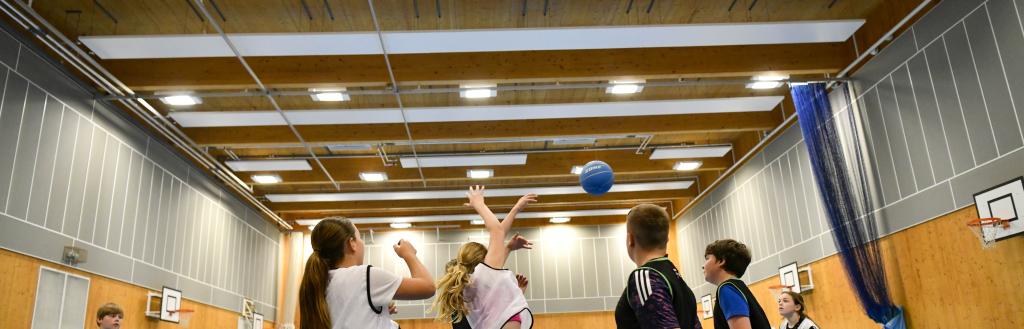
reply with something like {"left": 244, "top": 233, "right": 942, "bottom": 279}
{"left": 907, "top": 53, "right": 956, "bottom": 182}
{"left": 0, "top": 31, "right": 17, "bottom": 67}
{"left": 44, "top": 108, "right": 78, "bottom": 232}
{"left": 7, "top": 85, "right": 47, "bottom": 220}
{"left": 863, "top": 89, "right": 901, "bottom": 203}
{"left": 924, "top": 42, "right": 976, "bottom": 173}
{"left": 912, "top": 0, "right": 985, "bottom": 45}
{"left": 27, "top": 96, "right": 63, "bottom": 225}
{"left": 853, "top": 28, "right": 919, "bottom": 89}
{"left": 944, "top": 26, "right": 998, "bottom": 163}
{"left": 964, "top": 8, "right": 1023, "bottom": 153}
{"left": 893, "top": 66, "right": 935, "bottom": 187}
{"left": 878, "top": 76, "right": 919, "bottom": 197}
{"left": 988, "top": 0, "right": 1024, "bottom": 140}
{"left": 0, "top": 74, "right": 28, "bottom": 211}
{"left": 0, "top": 22, "right": 278, "bottom": 315}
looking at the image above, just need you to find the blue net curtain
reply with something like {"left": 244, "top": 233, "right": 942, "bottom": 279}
{"left": 790, "top": 83, "right": 905, "bottom": 329}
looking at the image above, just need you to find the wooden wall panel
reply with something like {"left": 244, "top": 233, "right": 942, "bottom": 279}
{"left": 0, "top": 248, "right": 274, "bottom": 329}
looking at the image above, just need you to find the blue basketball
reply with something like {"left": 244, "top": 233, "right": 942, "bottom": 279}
{"left": 580, "top": 160, "right": 614, "bottom": 196}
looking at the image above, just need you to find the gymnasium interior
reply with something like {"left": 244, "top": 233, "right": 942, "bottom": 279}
{"left": 0, "top": 0, "right": 1022, "bottom": 328}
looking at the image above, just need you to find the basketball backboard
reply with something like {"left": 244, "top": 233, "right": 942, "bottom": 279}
{"left": 973, "top": 176, "right": 1024, "bottom": 241}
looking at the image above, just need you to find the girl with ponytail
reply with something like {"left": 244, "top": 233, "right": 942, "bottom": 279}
{"left": 431, "top": 186, "right": 537, "bottom": 329}
{"left": 299, "top": 217, "right": 435, "bottom": 329}
{"left": 778, "top": 291, "right": 818, "bottom": 329}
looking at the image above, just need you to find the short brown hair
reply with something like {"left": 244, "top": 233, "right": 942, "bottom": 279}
{"left": 626, "top": 204, "right": 670, "bottom": 249}
{"left": 96, "top": 303, "right": 123, "bottom": 322}
{"left": 704, "top": 239, "right": 752, "bottom": 277}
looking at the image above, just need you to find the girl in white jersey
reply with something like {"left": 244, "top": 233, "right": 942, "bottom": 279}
{"left": 432, "top": 186, "right": 536, "bottom": 329}
{"left": 298, "top": 217, "right": 436, "bottom": 329}
{"left": 778, "top": 291, "right": 819, "bottom": 329}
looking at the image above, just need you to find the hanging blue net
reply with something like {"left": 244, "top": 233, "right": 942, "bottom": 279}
{"left": 791, "top": 83, "right": 905, "bottom": 326}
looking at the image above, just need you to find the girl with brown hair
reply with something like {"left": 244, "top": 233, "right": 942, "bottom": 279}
{"left": 298, "top": 217, "right": 435, "bottom": 329}
{"left": 778, "top": 291, "right": 819, "bottom": 329}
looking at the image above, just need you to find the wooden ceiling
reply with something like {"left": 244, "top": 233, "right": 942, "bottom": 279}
{"left": 14, "top": 0, "right": 932, "bottom": 231}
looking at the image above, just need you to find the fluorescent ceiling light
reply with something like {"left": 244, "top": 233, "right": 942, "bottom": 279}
{"left": 80, "top": 20, "right": 864, "bottom": 59}
{"left": 467, "top": 169, "right": 494, "bottom": 179}
{"left": 746, "top": 81, "right": 783, "bottom": 89}
{"left": 400, "top": 154, "right": 527, "bottom": 168}
{"left": 225, "top": 160, "right": 312, "bottom": 172}
{"left": 160, "top": 94, "right": 201, "bottom": 106}
{"left": 294, "top": 208, "right": 631, "bottom": 226}
{"left": 673, "top": 161, "right": 703, "bottom": 171}
{"left": 268, "top": 180, "right": 692, "bottom": 203}
{"left": 168, "top": 97, "right": 783, "bottom": 128}
{"left": 571, "top": 166, "right": 583, "bottom": 175}
{"left": 251, "top": 174, "right": 282, "bottom": 184}
{"left": 310, "top": 88, "right": 350, "bottom": 102}
{"left": 549, "top": 217, "right": 571, "bottom": 224}
{"left": 459, "top": 86, "right": 497, "bottom": 99}
{"left": 753, "top": 75, "right": 788, "bottom": 81}
{"left": 649, "top": 145, "right": 732, "bottom": 159}
{"left": 606, "top": 80, "right": 644, "bottom": 94}
{"left": 390, "top": 222, "right": 412, "bottom": 229}
{"left": 359, "top": 172, "right": 388, "bottom": 182}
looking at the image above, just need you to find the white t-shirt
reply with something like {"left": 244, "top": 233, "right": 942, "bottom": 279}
{"left": 326, "top": 265, "right": 403, "bottom": 329}
{"left": 780, "top": 316, "right": 818, "bottom": 329}
{"left": 464, "top": 263, "right": 533, "bottom": 329}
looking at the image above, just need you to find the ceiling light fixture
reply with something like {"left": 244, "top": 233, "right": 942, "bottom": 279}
{"left": 310, "top": 88, "right": 350, "bottom": 102}
{"left": 571, "top": 166, "right": 583, "bottom": 175}
{"left": 459, "top": 85, "right": 497, "bottom": 99}
{"left": 471, "top": 219, "right": 485, "bottom": 225}
{"left": 606, "top": 80, "right": 645, "bottom": 94}
{"left": 549, "top": 217, "right": 571, "bottom": 224}
{"left": 746, "top": 75, "right": 788, "bottom": 90}
{"left": 250, "top": 174, "right": 282, "bottom": 184}
{"left": 160, "top": 94, "right": 201, "bottom": 106}
{"left": 673, "top": 161, "right": 703, "bottom": 171}
{"left": 359, "top": 172, "right": 388, "bottom": 182}
{"left": 467, "top": 169, "right": 494, "bottom": 179}
{"left": 390, "top": 222, "right": 412, "bottom": 229}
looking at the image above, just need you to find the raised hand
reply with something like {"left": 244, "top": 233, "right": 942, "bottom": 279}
{"left": 463, "top": 185, "right": 486, "bottom": 208}
{"left": 393, "top": 239, "right": 418, "bottom": 259}
{"left": 515, "top": 273, "right": 529, "bottom": 291}
{"left": 512, "top": 193, "right": 537, "bottom": 211}
{"left": 506, "top": 233, "right": 533, "bottom": 251}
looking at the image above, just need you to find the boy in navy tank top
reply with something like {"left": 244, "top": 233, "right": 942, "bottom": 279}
{"left": 702, "top": 239, "right": 771, "bottom": 329}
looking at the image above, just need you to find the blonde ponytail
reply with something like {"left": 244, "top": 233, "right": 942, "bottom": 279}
{"left": 431, "top": 242, "right": 487, "bottom": 323}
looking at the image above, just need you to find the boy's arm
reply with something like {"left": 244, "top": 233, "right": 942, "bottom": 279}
{"left": 726, "top": 317, "right": 752, "bottom": 329}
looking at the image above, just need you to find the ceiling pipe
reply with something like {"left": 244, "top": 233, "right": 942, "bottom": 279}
{"left": 367, "top": 0, "right": 429, "bottom": 187}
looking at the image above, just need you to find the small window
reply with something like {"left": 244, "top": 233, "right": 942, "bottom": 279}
{"left": 32, "top": 267, "right": 91, "bottom": 329}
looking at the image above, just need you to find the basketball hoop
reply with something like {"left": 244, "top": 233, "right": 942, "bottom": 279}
{"left": 168, "top": 309, "right": 195, "bottom": 328}
{"left": 967, "top": 217, "right": 1010, "bottom": 248}
{"left": 767, "top": 284, "right": 793, "bottom": 298}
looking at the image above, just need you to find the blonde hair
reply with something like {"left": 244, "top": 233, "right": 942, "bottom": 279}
{"left": 431, "top": 242, "right": 487, "bottom": 323}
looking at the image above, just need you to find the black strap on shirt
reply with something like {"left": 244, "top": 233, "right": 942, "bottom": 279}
{"left": 367, "top": 265, "right": 384, "bottom": 314}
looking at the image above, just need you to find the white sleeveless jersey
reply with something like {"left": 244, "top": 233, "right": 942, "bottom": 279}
{"left": 464, "top": 263, "right": 533, "bottom": 329}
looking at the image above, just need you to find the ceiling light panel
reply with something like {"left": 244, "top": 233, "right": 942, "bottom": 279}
{"left": 225, "top": 160, "right": 312, "bottom": 172}
{"left": 399, "top": 154, "right": 527, "bottom": 168}
{"left": 168, "top": 97, "right": 782, "bottom": 128}
{"left": 649, "top": 146, "right": 733, "bottom": 159}
{"left": 81, "top": 20, "right": 864, "bottom": 59}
